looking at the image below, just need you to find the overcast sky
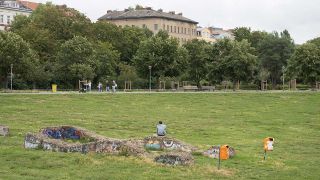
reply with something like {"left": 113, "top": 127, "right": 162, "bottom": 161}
{"left": 31, "top": 0, "right": 320, "bottom": 44}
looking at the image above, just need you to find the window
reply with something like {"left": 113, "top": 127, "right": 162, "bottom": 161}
{"left": 132, "top": 25, "right": 135, "bottom": 27}
{"left": 163, "top": 24, "right": 165, "bottom": 30}
{"left": 7, "top": 16, "right": 10, "bottom": 24}
{"left": 0, "top": 15, "right": 3, "bottom": 23}
{"left": 154, "top": 24, "right": 158, "bottom": 31}
{"left": 142, "top": 24, "right": 146, "bottom": 28}
{"left": 167, "top": 25, "right": 169, "bottom": 31}
{"left": 188, "top": 28, "right": 190, "bottom": 35}
{"left": 174, "top": 26, "right": 176, "bottom": 33}
{"left": 170, "top": 26, "right": 173, "bottom": 32}
{"left": 184, "top": 28, "right": 187, "bottom": 34}
{"left": 178, "top": 27, "right": 180, "bottom": 33}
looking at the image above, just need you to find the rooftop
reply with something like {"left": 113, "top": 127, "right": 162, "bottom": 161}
{"left": 98, "top": 8, "right": 198, "bottom": 24}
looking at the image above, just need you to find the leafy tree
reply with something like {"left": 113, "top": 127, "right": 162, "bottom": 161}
{"left": 209, "top": 39, "right": 257, "bottom": 89}
{"left": 184, "top": 39, "right": 212, "bottom": 87}
{"left": 308, "top": 37, "right": 320, "bottom": 47}
{"left": 257, "top": 30, "right": 295, "bottom": 88}
{"left": 233, "top": 27, "right": 251, "bottom": 42}
{"left": 0, "top": 32, "right": 42, "bottom": 88}
{"left": 92, "top": 22, "right": 152, "bottom": 64}
{"left": 55, "top": 36, "right": 97, "bottom": 88}
{"left": 93, "top": 42, "right": 120, "bottom": 81}
{"left": 287, "top": 42, "right": 320, "bottom": 87}
{"left": 133, "top": 30, "right": 188, "bottom": 80}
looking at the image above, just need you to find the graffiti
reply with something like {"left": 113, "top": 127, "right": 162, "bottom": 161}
{"left": 163, "top": 140, "right": 181, "bottom": 149}
{"left": 25, "top": 127, "right": 197, "bottom": 166}
{"left": 154, "top": 152, "right": 194, "bottom": 166}
{"left": 203, "top": 146, "right": 220, "bottom": 159}
{"left": 145, "top": 140, "right": 161, "bottom": 150}
{"left": 42, "top": 126, "right": 84, "bottom": 140}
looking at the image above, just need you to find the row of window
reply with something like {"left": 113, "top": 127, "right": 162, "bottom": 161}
{"left": 141, "top": 23, "right": 196, "bottom": 35}
{"left": 0, "top": 15, "right": 12, "bottom": 25}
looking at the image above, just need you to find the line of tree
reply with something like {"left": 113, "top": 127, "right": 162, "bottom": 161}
{"left": 0, "top": 3, "right": 319, "bottom": 90}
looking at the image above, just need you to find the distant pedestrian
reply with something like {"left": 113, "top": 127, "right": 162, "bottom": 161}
{"left": 156, "top": 121, "right": 167, "bottom": 136}
{"left": 88, "top": 81, "right": 92, "bottom": 92}
{"left": 112, "top": 80, "right": 117, "bottom": 92}
{"left": 106, "top": 80, "right": 110, "bottom": 92}
{"left": 98, "top": 82, "right": 103, "bottom": 92}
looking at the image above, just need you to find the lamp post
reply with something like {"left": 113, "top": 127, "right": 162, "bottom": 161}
{"left": 10, "top": 64, "right": 13, "bottom": 91}
{"left": 282, "top": 66, "right": 285, "bottom": 91}
{"left": 148, "top": 66, "right": 152, "bottom": 92}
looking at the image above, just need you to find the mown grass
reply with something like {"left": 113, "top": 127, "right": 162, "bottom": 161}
{"left": 0, "top": 92, "right": 319, "bottom": 179}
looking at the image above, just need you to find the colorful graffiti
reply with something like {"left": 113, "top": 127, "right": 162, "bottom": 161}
{"left": 145, "top": 140, "right": 161, "bottom": 150}
{"left": 42, "top": 126, "right": 84, "bottom": 140}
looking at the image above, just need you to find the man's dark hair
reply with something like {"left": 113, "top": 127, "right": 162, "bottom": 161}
{"left": 159, "top": 121, "right": 162, "bottom": 124}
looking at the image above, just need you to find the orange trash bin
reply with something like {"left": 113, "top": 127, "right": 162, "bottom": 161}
{"left": 220, "top": 145, "right": 229, "bottom": 160}
{"left": 264, "top": 137, "right": 274, "bottom": 151}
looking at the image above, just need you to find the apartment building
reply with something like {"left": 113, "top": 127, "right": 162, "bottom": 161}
{"left": 0, "top": 0, "right": 38, "bottom": 31}
{"left": 98, "top": 7, "right": 198, "bottom": 43}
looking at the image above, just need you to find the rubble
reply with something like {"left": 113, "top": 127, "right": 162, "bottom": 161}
{"left": 0, "top": 125, "right": 9, "bottom": 136}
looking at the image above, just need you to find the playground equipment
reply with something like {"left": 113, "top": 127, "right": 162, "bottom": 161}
{"left": 288, "top": 79, "right": 297, "bottom": 90}
{"left": 159, "top": 81, "right": 166, "bottom": 91}
{"left": 79, "top": 80, "right": 88, "bottom": 93}
{"left": 124, "top": 81, "right": 132, "bottom": 92}
{"left": 261, "top": 80, "right": 268, "bottom": 91}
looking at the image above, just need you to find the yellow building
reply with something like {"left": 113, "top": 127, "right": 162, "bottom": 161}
{"left": 98, "top": 8, "right": 198, "bottom": 43}
{"left": 196, "top": 27, "right": 217, "bottom": 44}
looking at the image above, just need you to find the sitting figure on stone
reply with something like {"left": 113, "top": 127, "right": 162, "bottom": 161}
{"left": 156, "top": 121, "right": 167, "bottom": 136}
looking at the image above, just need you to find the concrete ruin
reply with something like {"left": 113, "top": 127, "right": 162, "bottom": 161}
{"left": 24, "top": 126, "right": 196, "bottom": 165}
{"left": 0, "top": 125, "right": 9, "bottom": 136}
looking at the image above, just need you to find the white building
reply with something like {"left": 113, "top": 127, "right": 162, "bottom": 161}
{"left": 0, "top": 0, "right": 38, "bottom": 31}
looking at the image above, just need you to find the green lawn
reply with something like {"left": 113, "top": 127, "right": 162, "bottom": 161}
{"left": 0, "top": 92, "right": 319, "bottom": 179}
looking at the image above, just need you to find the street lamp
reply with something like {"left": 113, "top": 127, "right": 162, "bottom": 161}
{"left": 282, "top": 66, "right": 285, "bottom": 91}
{"left": 148, "top": 66, "right": 152, "bottom": 92}
{"left": 10, "top": 64, "right": 13, "bottom": 91}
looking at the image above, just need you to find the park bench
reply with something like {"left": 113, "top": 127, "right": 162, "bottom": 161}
{"left": 183, "top": 86, "right": 198, "bottom": 91}
{"left": 201, "top": 86, "right": 215, "bottom": 91}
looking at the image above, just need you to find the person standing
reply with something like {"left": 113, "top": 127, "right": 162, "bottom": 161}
{"left": 106, "top": 80, "right": 110, "bottom": 92}
{"left": 112, "top": 80, "right": 117, "bottom": 92}
{"left": 88, "top": 81, "right": 92, "bottom": 92}
{"left": 98, "top": 82, "right": 102, "bottom": 92}
{"left": 156, "top": 121, "right": 167, "bottom": 136}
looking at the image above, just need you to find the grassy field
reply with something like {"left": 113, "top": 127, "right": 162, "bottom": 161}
{"left": 0, "top": 92, "right": 319, "bottom": 179}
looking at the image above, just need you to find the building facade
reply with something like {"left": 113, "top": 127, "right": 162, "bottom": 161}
{"left": 196, "top": 27, "right": 217, "bottom": 44}
{"left": 0, "top": 0, "right": 38, "bottom": 31}
{"left": 98, "top": 8, "right": 198, "bottom": 43}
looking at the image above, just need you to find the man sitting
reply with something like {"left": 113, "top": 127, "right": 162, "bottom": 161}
{"left": 156, "top": 121, "right": 167, "bottom": 136}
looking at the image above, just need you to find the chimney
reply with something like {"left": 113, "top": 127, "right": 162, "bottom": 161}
{"left": 146, "top": 7, "right": 152, "bottom": 10}
{"left": 169, "top": 11, "right": 175, "bottom": 14}
{"left": 107, "top": 10, "right": 112, "bottom": 13}
{"left": 157, "top": 9, "right": 163, "bottom": 12}
{"left": 178, "top": 12, "right": 183, "bottom": 16}
{"left": 124, "top": 8, "right": 129, "bottom": 12}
